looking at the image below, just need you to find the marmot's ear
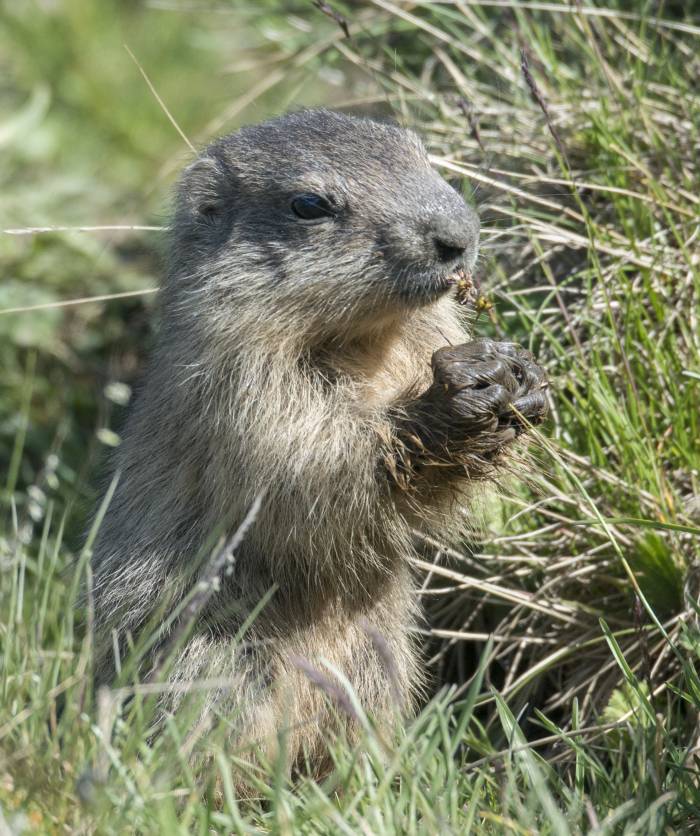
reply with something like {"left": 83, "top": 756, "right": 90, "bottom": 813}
{"left": 179, "top": 156, "right": 228, "bottom": 225}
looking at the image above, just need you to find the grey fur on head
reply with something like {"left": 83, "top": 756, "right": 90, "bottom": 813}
{"left": 90, "top": 108, "right": 546, "bottom": 779}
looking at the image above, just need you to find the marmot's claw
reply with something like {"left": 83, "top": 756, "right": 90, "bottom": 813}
{"left": 509, "top": 390, "right": 549, "bottom": 431}
{"left": 429, "top": 339, "right": 548, "bottom": 441}
{"left": 450, "top": 383, "right": 513, "bottom": 429}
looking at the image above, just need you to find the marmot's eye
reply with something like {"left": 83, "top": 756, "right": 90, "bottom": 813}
{"left": 290, "top": 193, "right": 336, "bottom": 221}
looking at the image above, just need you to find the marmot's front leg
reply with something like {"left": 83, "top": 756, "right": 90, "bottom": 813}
{"left": 386, "top": 339, "right": 548, "bottom": 489}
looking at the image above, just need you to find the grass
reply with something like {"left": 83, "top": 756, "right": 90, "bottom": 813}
{"left": 1, "top": 0, "right": 700, "bottom": 832}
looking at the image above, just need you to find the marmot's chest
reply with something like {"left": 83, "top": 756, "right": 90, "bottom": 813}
{"left": 322, "top": 301, "right": 466, "bottom": 409}
{"left": 340, "top": 340, "right": 433, "bottom": 410}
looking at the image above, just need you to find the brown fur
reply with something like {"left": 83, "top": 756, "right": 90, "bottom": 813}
{"left": 90, "top": 109, "right": 546, "bottom": 776}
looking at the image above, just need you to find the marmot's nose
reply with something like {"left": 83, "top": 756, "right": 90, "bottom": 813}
{"left": 429, "top": 210, "right": 479, "bottom": 265}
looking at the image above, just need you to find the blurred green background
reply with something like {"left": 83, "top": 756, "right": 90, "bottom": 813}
{"left": 1, "top": 0, "right": 350, "bottom": 519}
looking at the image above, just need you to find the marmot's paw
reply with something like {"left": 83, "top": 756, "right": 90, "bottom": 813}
{"left": 429, "top": 339, "right": 548, "bottom": 446}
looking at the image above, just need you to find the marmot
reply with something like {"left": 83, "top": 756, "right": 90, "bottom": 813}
{"left": 90, "top": 109, "right": 547, "bottom": 774}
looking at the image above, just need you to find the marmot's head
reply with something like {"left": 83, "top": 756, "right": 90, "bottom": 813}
{"left": 171, "top": 109, "right": 478, "bottom": 344}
